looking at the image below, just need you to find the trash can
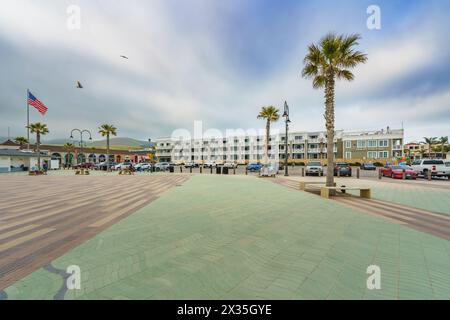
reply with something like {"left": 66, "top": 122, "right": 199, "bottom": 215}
{"left": 216, "top": 167, "right": 222, "bottom": 174}
{"left": 169, "top": 166, "right": 174, "bottom": 173}
{"left": 222, "top": 167, "right": 229, "bottom": 175}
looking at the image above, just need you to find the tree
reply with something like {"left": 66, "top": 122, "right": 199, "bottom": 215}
{"left": 439, "top": 136, "right": 448, "bottom": 158}
{"left": 423, "top": 137, "right": 437, "bottom": 158}
{"left": 14, "top": 136, "right": 28, "bottom": 147}
{"left": 63, "top": 143, "right": 76, "bottom": 167}
{"left": 27, "top": 123, "right": 49, "bottom": 171}
{"left": 98, "top": 124, "right": 117, "bottom": 171}
{"left": 302, "top": 33, "right": 367, "bottom": 187}
{"left": 257, "top": 106, "right": 280, "bottom": 165}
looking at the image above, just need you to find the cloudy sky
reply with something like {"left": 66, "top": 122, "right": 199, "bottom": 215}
{"left": 0, "top": 0, "right": 449, "bottom": 142}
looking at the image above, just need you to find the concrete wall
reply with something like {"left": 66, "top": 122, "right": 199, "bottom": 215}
{"left": 0, "top": 156, "right": 11, "bottom": 172}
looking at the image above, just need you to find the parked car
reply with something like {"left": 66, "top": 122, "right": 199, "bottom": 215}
{"left": 305, "top": 161, "right": 323, "bottom": 176}
{"left": 154, "top": 162, "right": 171, "bottom": 171}
{"left": 223, "top": 162, "right": 238, "bottom": 169}
{"left": 203, "top": 161, "right": 217, "bottom": 168}
{"left": 334, "top": 163, "right": 352, "bottom": 177}
{"left": 185, "top": 162, "right": 199, "bottom": 168}
{"left": 115, "top": 162, "right": 133, "bottom": 171}
{"left": 411, "top": 159, "right": 450, "bottom": 179}
{"left": 360, "top": 163, "right": 377, "bottom": 170}
{"left": 382, "top": 165, "right": 417, "bottom": 179}
{"left": 95, "top": 161, "right": 117, "bottom": 170}
{"left": 247, "top": 163, "right": 263, "bottom": 172}
{"left": 134, "top": 163, "right": 152, "bottom": 172}
{"left": 74, "top": 163, "right": 95, "bottom": 169}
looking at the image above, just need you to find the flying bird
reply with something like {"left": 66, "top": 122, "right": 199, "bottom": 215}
{"left": 76, "top": 81, "right": 83, "bottom": 89}
{"left": 120, "top": 55, "right": 129, "bottom": 59}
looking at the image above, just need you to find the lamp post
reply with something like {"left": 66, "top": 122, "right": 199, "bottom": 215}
{"left": 282, "top": 101, "right": 291, "bottom": 177}
{"left": 70, "top": 129, "right": 92, "bottom": 164}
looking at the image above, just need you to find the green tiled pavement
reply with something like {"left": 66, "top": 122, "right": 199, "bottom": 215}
{"left": 4, "top": 175, "right": 450, "bottom": 299}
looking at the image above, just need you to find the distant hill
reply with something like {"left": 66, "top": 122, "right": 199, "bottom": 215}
{"left": 0, "top": 136, "right": 154, "bottom": 150}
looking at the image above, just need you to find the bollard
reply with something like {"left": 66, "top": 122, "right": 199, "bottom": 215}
{"left": 428, "top": 170, "right": 432, "bottom": 181}
{"left": 337, "top": 169, "right": 340, "bottom": 178}
{"left": 402, "top": 169, "right": 406, "bottom": 180}
{"left": 233, "top": 168, "right": 236, "bottom": 175}
{"left": 200, "top": 166, "right": 202, "bottom": 174}
{"left": 245, "top": 167, "right": 248, "bottom": 175}
{"left": 190, "top": 167, "right": 192, "bottom": 174}
{"left": 180, "top": 166, "right": 183, "bottom": 173}
{"left": 301, "top": 168, "right": 305, "bottom": 177}
{"left": 357, "top": 168, "right": 360, "bottom": 179}
{"left": 210, "top": 167, "right": 213, "bottom": 174}
{"left": 378, "top": 168, "right": 382, "bottom": 179}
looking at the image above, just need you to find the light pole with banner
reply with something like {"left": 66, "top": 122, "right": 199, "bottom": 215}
{"left": 282, "top": 101, "right": 291, "bottom": 176}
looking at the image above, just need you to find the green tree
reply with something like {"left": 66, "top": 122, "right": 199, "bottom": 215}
{"left": 98, "top": 124, "right": 117, "bottom": 171}
{"left": 27, "top": 123, "right": 49, "bottom": 171}
{"left": 63, "top": 143, "right": 75, "bottom": 166}
{"left": 423, "top": 137, "right": 437, "bottom": 158}
{"left": 257, "top": 106, "right": 280, "bottom": 165}
{"left": 302, "top": 33, "right": 367, "bottom": 187}
{"left": 439, "top": 136, "right": 448, "bottom": 158}
{"left": 14, "top": 136, "right": 28, "bottom": 147}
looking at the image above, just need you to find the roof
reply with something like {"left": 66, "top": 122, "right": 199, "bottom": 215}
{"left": 0, "top": 149, "right": 50, "bottom": 158}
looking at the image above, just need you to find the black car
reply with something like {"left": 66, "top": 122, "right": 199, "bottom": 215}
{"left": 360, "top": 163, "right": 377, "bottom": 170}
{"left": 334, "top": 163, "right": 352, "bottom": 177}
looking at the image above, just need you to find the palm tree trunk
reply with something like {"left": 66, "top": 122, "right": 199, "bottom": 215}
{"left": 37, "top": 132, "right": 41, "bottom": 171}
{"left": 106, "top": 134, "right": 110, "bottom": 172}
{"left": 325, "top": 72, "right": 335, "bottom": 187}
{"left": 265, "top": 120, "right": 270, "bottom": 165}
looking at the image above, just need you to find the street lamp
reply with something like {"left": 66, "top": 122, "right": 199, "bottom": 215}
{"left": 282, "top": 101, "right": 291, "bottom": 177}
{"left": 70, "top": 129, "right": 92, "bottom": 164}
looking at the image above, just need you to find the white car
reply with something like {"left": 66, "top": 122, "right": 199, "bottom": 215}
{"left": 134, "top": 163, "right": 152, "bottom": 171}
{"left": 154, "top": 162, "right": 171, "bottom": 171}
{"left": 305, "top": 161, "right": 323, "bottom": 176}
{"left": 411, "top": 159, "right": 450, "bottom": 179}
{"left": 115, "top": 162, "right": 133, "bottom": 170}
{"left": 203, "top": 161, "right": 217, "bottom": 168}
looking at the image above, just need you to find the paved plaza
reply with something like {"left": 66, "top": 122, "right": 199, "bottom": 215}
{"left": 0, "top": 173, "right": 449, "bottom": 300}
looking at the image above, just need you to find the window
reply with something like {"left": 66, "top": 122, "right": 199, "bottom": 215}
{"left": 345, "top": 141, "right": 352, "bottom": 148}
{"left": 412, "top": 160, "right": 421, "bottom": 165}
{"left": 423, "top": 160, "right": 444, "bottom": 165}
{"left": 378, "top": 151, "right": 388, "bottom": 158}
{"left": 367, "top": 140, "right": 377, "bottom": 148}
{"left": 378, "top": 140, "right": 388, "bottom": 147}
{"left": 295, "top": 136, "right": 303, "bottom": 140}
{"left": 367, "top": 151, "right": 378, "bottom": 158}
{"left": 345, "top": 152, "right": 352, "bottom": 159}
{"left": 357, "top": 140, "right": 366, "bottom": 148}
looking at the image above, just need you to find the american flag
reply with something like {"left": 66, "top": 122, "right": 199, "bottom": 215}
{"left": 27, "top": 91, "right": 48, "bottom": 115}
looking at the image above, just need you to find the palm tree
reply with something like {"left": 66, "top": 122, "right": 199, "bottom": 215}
{"left": 439, "top": 136, "right": 448, "bottom": 159}
{"left": 423, "top": 137, "right": 437, "bottom": 158}
{"left": 27, "top": 122, "right": 49, "bottom": 171}
{"left": 14, "top": 136, "right": 28, "bottom": 147}
{"left": 63, "top": 143, "right": 75, "bottom": 167}
{"left": 98, "top": 124, "right": 117, "bottom": 171}
{"left": 419, "top": 149, "right": 426, "bottom": 159}
{"left": 257, "top": 106, "right": 280, "bottom": 165}
{"left": 302, "top": 33, "right": 367, "bottom": 187}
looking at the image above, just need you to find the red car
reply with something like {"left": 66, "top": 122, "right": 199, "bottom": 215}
{"left": 382, "top": 165, "right": 417, "bottom": 179}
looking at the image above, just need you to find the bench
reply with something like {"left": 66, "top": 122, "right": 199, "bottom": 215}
{"left": 28, "top": 170, "right": 47, "bottom": 176}
{"left": 320, "top": 186, "right": 371, "bottom": 199}
{"left": 119, "top": 169, "right": 134, "bottom": 175}
{"left": 75, "top": 169, "right": 90, "bottom": 175}
{"left": 299, "top": 181, "right": 336, "bottom": 191}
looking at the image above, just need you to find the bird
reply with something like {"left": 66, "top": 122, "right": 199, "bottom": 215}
{"left": 76, "top": 81, "right": 83, "bottom": 89}
{"left": 120, "top": 55, "right": 129, "bottom": 59}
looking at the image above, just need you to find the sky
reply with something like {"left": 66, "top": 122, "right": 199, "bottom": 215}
{"left": 0, "top": 0, "right": 449, "bottom": 142}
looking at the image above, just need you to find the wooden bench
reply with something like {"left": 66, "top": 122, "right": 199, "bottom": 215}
{"left": 75, "top": 169, "right": 90, "bottom": 175}
{"left": 119, "top": 169, "right": 134, "bottom": 175}
{"left": 320, "top": 186, "right": 371, "bottom": 199}
{"left": 28, "top": 170, "right": 47, "bottom": 176}
{"left": 299, "top": 181, "right": 336, "bottom": 190}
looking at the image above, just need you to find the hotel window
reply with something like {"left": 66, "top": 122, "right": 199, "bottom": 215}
{"left": 378, "top": 151, "right": 388, "bottom": 158}
{"left": 345, "top": 152, "right": 352, "bottom": 159}
{"left": 295, "top": 136, "right": 303, "bottom": 141}
{"left": 357, "top": 140, "right": 366, "bottom": 148}
{"left": 378, "top": 140, "right": 388, "bottom": 147}
{"left": 345, "top": 141, "right": 351, "bottom": 148}
{"left": 367, "top": 140, "right": 377, "bottom": 148}
{"left": 367, "top": 151, "right": 378, "bottom": 158}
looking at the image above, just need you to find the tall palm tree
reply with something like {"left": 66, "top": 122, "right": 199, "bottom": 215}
{"left": 439, "top": 136, "right": 448, "bottom": 158}
{"left": 14, "top": 136, "right": 28, "bottom": 147}
{"left": 98, "top": 124, "right": 117, "bottom": 171}
{"left": 27, "top": 123, "right": 49, "bottom": 171}
{"left": 257, "top": 106, "right": 280, "bottom": 165}
{"left": 423, "top": 137, "right": 437, "bottom": 158}
{"left": 302, "top": 33, "right": 367, "bottom": 187}
{"left": 63, "top": 143, "right": 75, "bottom": 167}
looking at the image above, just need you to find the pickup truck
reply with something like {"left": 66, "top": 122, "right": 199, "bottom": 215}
{"left": 411, "top": 159, "right": 450, "bottom": 179}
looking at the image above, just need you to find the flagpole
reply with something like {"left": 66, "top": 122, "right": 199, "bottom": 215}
{"left": 27, "top": 89, "right": 30, "bottom": 150}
